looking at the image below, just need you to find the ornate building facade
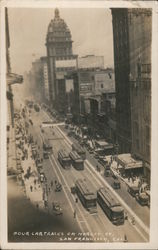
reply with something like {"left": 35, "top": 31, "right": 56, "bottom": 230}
{"left": 46, "top": 8, "right": 77, "bottom": 108}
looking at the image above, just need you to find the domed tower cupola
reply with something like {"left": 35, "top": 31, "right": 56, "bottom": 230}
{"left": 55, "top": 8, "right": 60, "bottom": 18}
{"left": 46, "top": 8, "right": 73, "bottom": 57}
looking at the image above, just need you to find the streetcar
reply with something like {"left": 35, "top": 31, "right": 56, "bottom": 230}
{"left": 58, "top": 149, "right": 71, "bottom": 169}
{"left": 75, "top": 178, "right": 97, "bottom": 213}
{"left": 72, "top": 143, "right": 86, "bottom": 160}
{"left": 97, "top": 187, "right": 124, "bottom": 225}
{"left": 43, "top": 138, "right": 53, "bottom": 154}
{"left": 69, "top": 151, "right": 84, "bottom": 170}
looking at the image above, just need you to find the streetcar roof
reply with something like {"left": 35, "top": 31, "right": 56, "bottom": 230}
{"left": 76, "top": 179, "right": 96, "bottom": 198}
{"left": 98, "top": 187, "right": 121, "bottom": 207}
{"left": 111, "top": 206, "right": 124, "bottom": 213}
{"left": 58, "top": 149, "right": 70, "bottom": 159}
{"left": 69, "top": 151, "right": 82, "bottom": 161}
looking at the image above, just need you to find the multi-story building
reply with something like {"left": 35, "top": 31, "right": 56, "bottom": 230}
{"left": 78, "top": 55, "right": 104, "bottom": 69}
{"left": 40, "top": 57, "right": 49, "bottom": 103}
{"left": 111, "top": 8, "right": 151, "bottom": 181}
{"left": 30, "top": 59, "right": 44, "bottom": 102}
{"left": 46, "top": 8, "right": 77, "bottom": 107}
{"left": 111, "top": 8, "right": 131, "bottom": 153}
{"left": 129, "top": 9, "right": 152, "bottom": 182}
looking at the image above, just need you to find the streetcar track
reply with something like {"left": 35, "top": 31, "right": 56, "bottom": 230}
{"left": 49, "top": 154, "right": 94, "bottom": 236}
{"left": 34, "top": 110, "right": 149, "bottom": 242}
{"left": 55, "top": 124, "right": 149, "bottom": 241}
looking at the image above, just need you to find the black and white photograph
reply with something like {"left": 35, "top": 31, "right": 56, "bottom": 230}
{"left": 0, "top": 0, "right": 158, "bottom": 249}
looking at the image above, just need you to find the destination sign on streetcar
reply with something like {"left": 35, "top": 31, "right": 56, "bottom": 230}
{"left": 75, "top": 178, "right": 97, "bottom": 213}
{"left": 97, "top": 187, "right": 124, "bottom": 225}
{"left": 69, "top": 151, "right": 84, "bottom": 170}
{"left": 58, "top": 149, "right": 71, "bottom": 169}
{"left": 72, "top": 143, "right": 86, "bottom": 160}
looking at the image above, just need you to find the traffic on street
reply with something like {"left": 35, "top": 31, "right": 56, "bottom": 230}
{"left": 10, "top": 98, "right": 150, "bottom": 243}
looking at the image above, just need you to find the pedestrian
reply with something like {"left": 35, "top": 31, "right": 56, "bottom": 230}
{"left": 44, "top": 200, "right": 48, "bottom": 208}
{"left": 110, "top": 155, "right": 113, "bottom": 163}
{"left": 75, "top": 197, "right": 78, "bottom": 203}
{"left": 36, "top": 203, "right": 39, "bottom": 210}
{"left": 124, "top": 234, "right": 128, "bottom": 242}
{"left": 30, "top": 185, "right": 33, "bottom": 192}
{"left": 48, "top": 187, "right": 51, "bottom": 193}
{"left": 51, "top": 180, "right": 53, "bottom": 188}
{"left": 34, "top": 179, "right": 37, "bottom": 186}
{"left": 124, "top": 211, "right": 128, "bottom": 220}
{"left": 131, "top": 216, "right": 135, "bottom": 225}
{"left": 73, "top": 209, "right": 76, "bottom": 219}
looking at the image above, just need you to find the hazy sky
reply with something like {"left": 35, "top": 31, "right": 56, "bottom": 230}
{"left": 8, "top": 8, "right": 114, "bottom": 75}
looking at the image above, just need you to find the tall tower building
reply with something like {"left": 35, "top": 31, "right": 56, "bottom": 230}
{"left": 128, "top": 9, "right": 151, "bottom": 182}
{"left": 46, "top": 8, "right": 77, "bottom": 106}
{"left": 111, "top": 9, "right": 131, "bottom": 153}
{"left": 111, "top": 8, "right": 151, "bottom": 181}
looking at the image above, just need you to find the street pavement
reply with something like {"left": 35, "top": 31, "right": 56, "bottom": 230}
{"left": 60, "top": 124, "right": 150, "bottom": 227}
{"left": 23, "top": 106, "right": 150, "bottom": 242}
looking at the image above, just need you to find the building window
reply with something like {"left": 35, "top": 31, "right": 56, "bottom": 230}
{"left": 146, "top": 144, "right": 150, "bottom": 157}
{"left": 108, "top": 94, "right": 113, "bottom": 99}
{"left": 146, "top": 125, "right": 150, "bottom": 142}
{"left": 91, "top": 76, "right": 94, "bottom": 81}
{"left": 136, "top": 139, "right": 139, "bottom": 150}
{"left": 134, "top": 121, "right": 139, "bottom": 136}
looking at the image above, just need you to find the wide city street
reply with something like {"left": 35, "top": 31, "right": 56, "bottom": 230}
{"left": 12, "top": 99, "right": 149, "bottom": 243}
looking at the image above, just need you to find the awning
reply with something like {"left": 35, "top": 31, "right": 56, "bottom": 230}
{"left": 117, "top": 154, "right": 143, "bottom": 170}
{"left": 95, "top": 140, "right": 113, "bottom": 149}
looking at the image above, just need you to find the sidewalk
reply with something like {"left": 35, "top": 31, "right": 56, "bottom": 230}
{"left": 7, "top": 125, "right": 17, "bottom": 171}
{"left": 13, "top": 113, "right": 45, "bottom": 211}
{"left": 21, "top": 145, "right": 44, "bottom": 210}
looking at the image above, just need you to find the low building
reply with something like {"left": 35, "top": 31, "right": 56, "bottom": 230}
{"left": 78, "top": 55, "right": 104, "bottom": 69}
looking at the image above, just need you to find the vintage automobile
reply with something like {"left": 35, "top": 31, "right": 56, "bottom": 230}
{"left": 104, "top": 166, "right": 111, "bottom": 177}
{"left": 36, "top": 159, "right": 43, "bottom": 172}
{"left": 55, "top": 182, "right": 62, "bottom": 192}
{"left": 113, "top": 179, "right": 121, "bottom": 189}
{"left": 52, "top": 202, "right": 63, "bottom": 215}
{"left": 43, "top": 151, "right": 49, "bottom": 159}
{"left": 136, "top": 192, "right": 149, "bottom": 206}
{"left": 127, "top": 186, "right": 139, "bottom": 197}
{"left": 39, "top": 172, "right": 46, "bottom": 183}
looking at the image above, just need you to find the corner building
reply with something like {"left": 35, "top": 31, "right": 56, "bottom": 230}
{"left": 129, "top": 9, "right": 151, "bottom": 183}
{"left": 46, "top": 9, "right": 77, "bottom": 107}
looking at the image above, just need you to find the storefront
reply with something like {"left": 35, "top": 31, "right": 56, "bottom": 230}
{"left": 116, "top": 153, "right": 143, "bottom": 177}
{"left": 95, "top": 140, "right": 114, "bottom": 155}
{"left": 143, "top": 162, "right": 151, "bottom": 185}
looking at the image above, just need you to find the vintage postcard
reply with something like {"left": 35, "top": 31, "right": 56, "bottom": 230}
{"left": 0, "top": 0, "right": 158, "bottom": 249}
